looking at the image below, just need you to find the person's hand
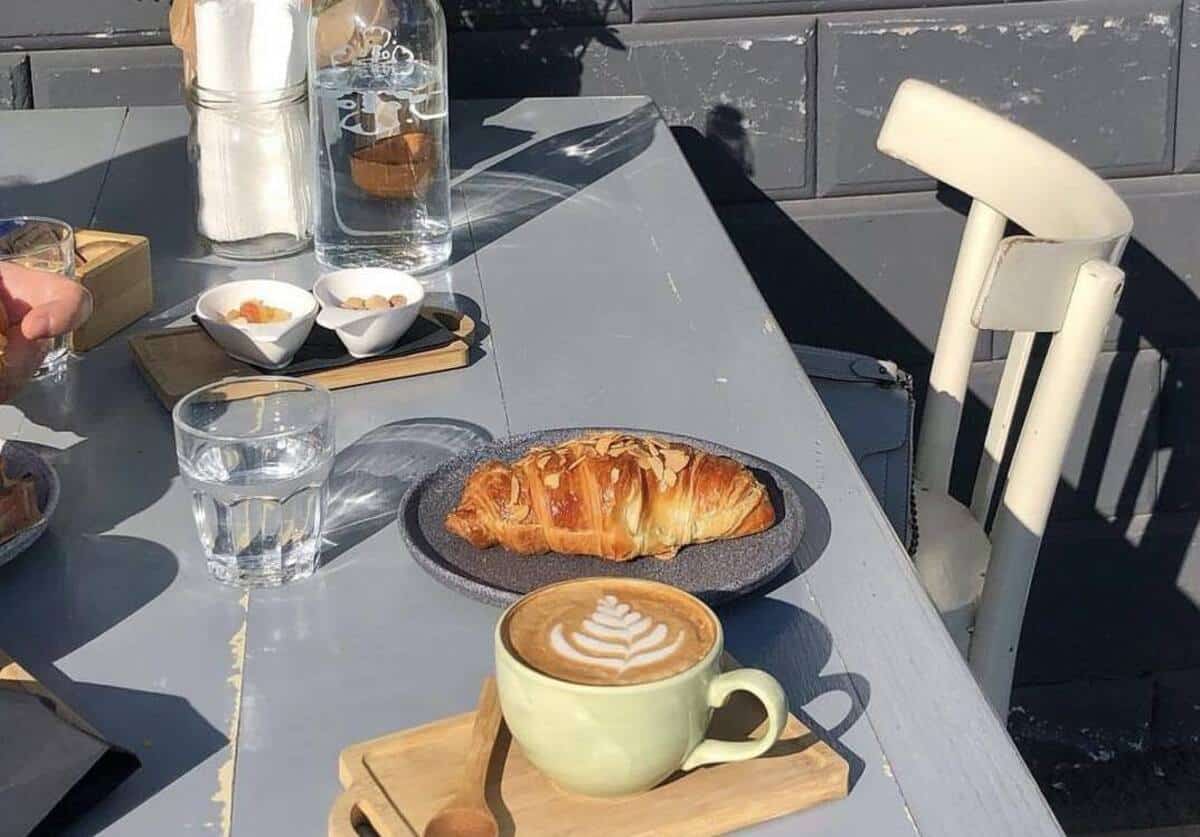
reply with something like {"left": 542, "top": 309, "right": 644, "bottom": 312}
{"left": 0, "top": 261, "right": 93, "bottom": 401}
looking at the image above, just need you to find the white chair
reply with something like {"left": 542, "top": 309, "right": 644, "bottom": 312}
{"left": 875, "top": 80, "right": 1133, "bottom": 715}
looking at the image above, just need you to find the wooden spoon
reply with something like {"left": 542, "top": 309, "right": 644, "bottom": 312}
{"left": 423, "top": 678, "right": 503, "bottom": 837}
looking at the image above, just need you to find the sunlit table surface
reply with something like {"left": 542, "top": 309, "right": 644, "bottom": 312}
{"left": 0, "top": 98, "right": 1061, "bottom": 836}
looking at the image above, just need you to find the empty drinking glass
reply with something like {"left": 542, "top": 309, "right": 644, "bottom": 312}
{"left": 173, "top": 377, "right": 334, "bottom": 587}
{"left": 0, "top": 217, "right": 77, "bottom": 376}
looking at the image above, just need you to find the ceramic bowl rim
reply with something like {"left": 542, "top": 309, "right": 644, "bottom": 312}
{"left": 312, "top": 268, "right": 427, "bottom": 320}
{"left": 195, "top": 279, "right": 319, "bottom": 331}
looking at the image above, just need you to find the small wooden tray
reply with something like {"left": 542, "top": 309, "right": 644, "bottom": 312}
{"left": 329, "top": 673, "right": 849, "bottom": 836}
{"left": 72, "top": 229, "right": 153, "bottom": 353}
{"left": 129, "top": 307, "right": 474, "bottom": 408}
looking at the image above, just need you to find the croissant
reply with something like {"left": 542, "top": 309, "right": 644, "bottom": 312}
{"left": 444, "top": 433, "right": 775, "bottom": 561}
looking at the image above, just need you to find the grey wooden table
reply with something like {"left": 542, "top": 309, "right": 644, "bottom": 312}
{"left": 0, "top": 98, "right": 1061, "bottom": 836}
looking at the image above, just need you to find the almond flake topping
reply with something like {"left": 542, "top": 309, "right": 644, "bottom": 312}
{"left": 648, "top": 456, "right": 665, "bottom": 482}
{"left": 662, "top": 448, "right": 689, "bottom": 473}
{"left": 544, "top": 472, "right": 561, "bottom": 489}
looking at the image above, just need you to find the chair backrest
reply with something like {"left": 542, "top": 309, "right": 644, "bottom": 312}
{"left": 876, "top": 79, "right": 1132, "bottom": 712}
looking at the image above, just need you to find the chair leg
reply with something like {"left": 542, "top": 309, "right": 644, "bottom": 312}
{"left": 968, "top": 260, "right": 1124, "bottom": 717}
{"left": 915, "top": 200, "right": 1007, "bottom": 496}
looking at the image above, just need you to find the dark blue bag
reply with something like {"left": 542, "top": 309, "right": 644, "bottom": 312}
{"left": 793, "top": 344, "right": 916, "bottom": 553}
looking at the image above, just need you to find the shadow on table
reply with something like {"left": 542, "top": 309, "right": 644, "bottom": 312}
{"left": 758, "top": 467, "right": 834, "bottom": 594}
{"left": 697, "top": 463, "right": 864, "bottom": 787}
{"left": 3, "top": 131, "right": 241, "bottom": 320}
{"left": 450, "top": 100, "right": 538, "bottom": 173}
{"left": 0, "top": 533, "right": 178, "bottom": 663}
{"left": 320, "top": 418, "right": 495, "bottom": 569}
{"left": 721, "top": 597, "right": 868, "bottom": 791}
{"left": 454, "top": 101, "right": 658, "bottom": 257}
{"left": 23, "top": 669, "right": 227, "bottom": 836}
{"left": 7, "top": 364, "right": 180, "bottom": 551}
{"left": 420, "top": 290, "right": 493, "bottom": 368}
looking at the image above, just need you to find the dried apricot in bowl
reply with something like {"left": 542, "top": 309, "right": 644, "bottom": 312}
{"left": 225, "top": 299, "right": 292, "bottom": 325}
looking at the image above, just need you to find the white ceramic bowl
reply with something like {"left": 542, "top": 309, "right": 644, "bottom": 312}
{"left": 313, "top": 269, "right": 426, "bottom": 358}
{"left": 195, "top": 280, "right": 318, "bottom": 369}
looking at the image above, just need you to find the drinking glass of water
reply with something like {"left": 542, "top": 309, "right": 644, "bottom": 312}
{"left": 173, "top": 377, "right": 335, "bottom": 587}
{"left": 0, "top": 216, "right": 77, "bottom": 377}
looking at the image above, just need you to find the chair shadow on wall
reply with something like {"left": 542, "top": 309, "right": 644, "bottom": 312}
{"left": 694, "top": 103, "right": 1200, "bottom": 831}
{"left": 447, "top": 0, "right": 628, "bottom": 98}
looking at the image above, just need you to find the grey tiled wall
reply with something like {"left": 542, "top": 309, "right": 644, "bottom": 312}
{"left": 29, "top": 46, "right": 182, "bottom": 109}
{"left": 1177, "top": 0, "right": 1200, "bottom": 171}
{"left": 718, "top": 192, "right": 994, "bottom": 365}
{"left": 0, "top": 54, "right": 31, "bottom": 110}
{"left": 968, "top": 351, "right": 1160, "bottom": 521}
{"left": 1018, "top": 514, "right": 1200, "bottom": 683}
{"left": 446, "top": 0, "right": 632, "bottom": 27}
{"left": 816, "top": 0, "right": 1180, "bottom": 195}
{"left": 0, "top": 1, "right": 171, "bottom": 39}
{"left": 1107, "top": 176, "right": 1200, "bottom": 352}
{"left": 634, "top": 0, "right": 995, "bottom": 23}
{"left": 3, "top": 0, "right": 1191, "bottom": 203}
{"left": 1160, "top": 348, "right": 1200, "bottom": 511}
{"left": 452, "top": 17, "right": 816, "bottom": 199}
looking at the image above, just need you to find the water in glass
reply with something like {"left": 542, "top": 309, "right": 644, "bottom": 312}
{"left": 174, "top": 378, "right": 334, "bottom": 587}
{"left": 0, "top": 217, "right": 77, "bottom": 376}
{"left": 309, "top": 0, "right": 451, "bottom": 272}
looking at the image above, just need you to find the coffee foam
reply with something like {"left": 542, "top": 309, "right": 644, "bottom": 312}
{"left": 503, "top": 579, "right": 717, "bottom": 686}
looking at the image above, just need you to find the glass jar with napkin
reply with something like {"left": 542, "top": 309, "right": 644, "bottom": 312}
{"left": 177, "top": 0, "right": 313, "bottom": 260}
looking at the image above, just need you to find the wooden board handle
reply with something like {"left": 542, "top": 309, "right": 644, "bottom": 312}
{"left": 423, "top": 306, "right": 476, "bottom": 344}
{"left": 329, "top": 780, "right": 416, "bottom": 837}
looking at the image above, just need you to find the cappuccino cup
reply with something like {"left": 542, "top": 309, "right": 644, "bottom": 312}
{"left": 495, "top": 577, "right": 787, "bottom": 797}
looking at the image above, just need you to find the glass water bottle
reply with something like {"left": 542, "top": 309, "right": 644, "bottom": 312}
{"left": 309, "top": 0, "right": 452, "bottom": 272}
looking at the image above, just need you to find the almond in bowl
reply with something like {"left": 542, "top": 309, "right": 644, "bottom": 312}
{"left": 313, "top": 268, "right": 425, "bottom": 358}
{"left": 340, "top": 294, "right": 408, "bottom": 311}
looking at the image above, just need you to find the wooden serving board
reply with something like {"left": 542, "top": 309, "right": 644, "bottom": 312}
{"left": 329, "top": 673, "right": 849, "bottom": 837}
{"left": 129, "top": 307, "right": 474, "bottom": 408}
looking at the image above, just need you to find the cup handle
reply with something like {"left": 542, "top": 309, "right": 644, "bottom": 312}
{"left": 681, "top": 668, "right": 788, "bottom": 772}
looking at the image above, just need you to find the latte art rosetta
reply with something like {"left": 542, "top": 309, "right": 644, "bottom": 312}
{"left": 549, "top": 595, "right": 686, "bottom": 674}
{"left": 503, "top": 578, "right": 717, "bottom": 685}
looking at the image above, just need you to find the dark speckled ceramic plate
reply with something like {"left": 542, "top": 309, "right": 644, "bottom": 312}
{"left": 0, "top": 442, "right": 59, "bottom": 571}
{"left": 397, "top": 428, "right": 806, "bottom": 607}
